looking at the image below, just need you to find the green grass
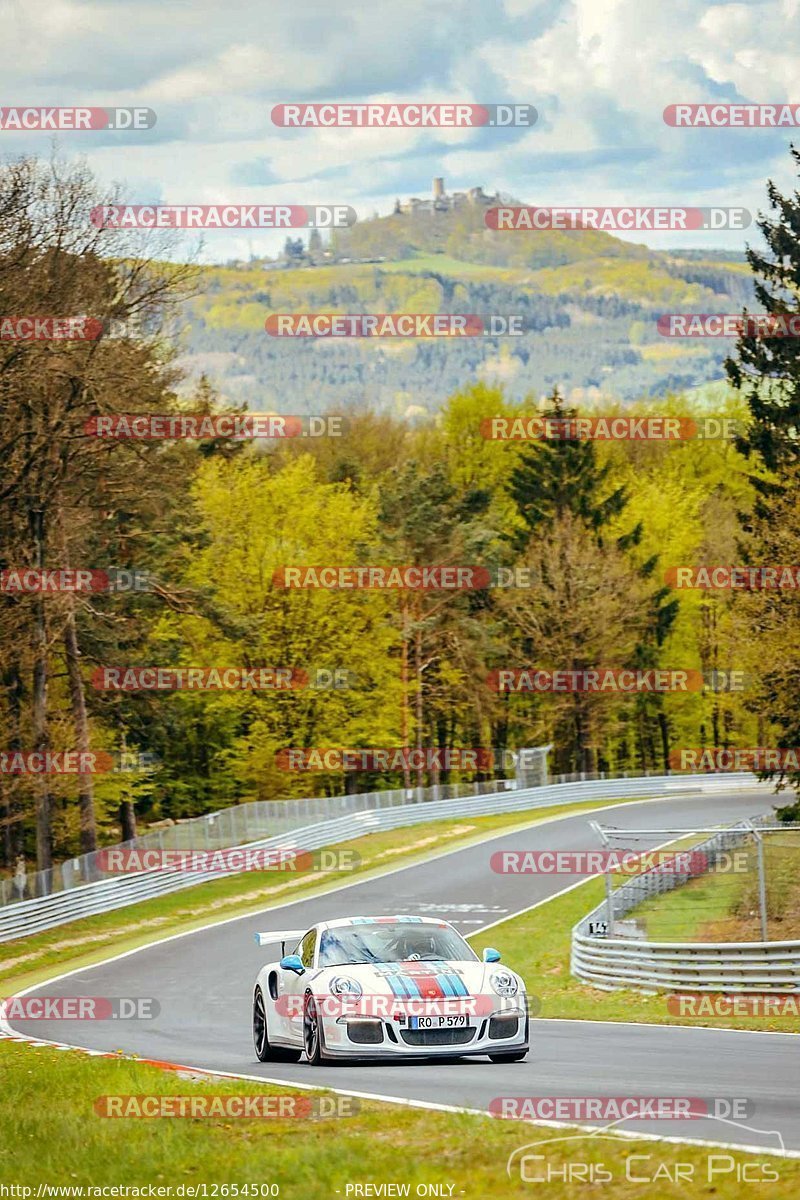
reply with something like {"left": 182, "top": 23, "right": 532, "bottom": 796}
{"left": 633, "top": 867, "right": 742, "bottom": 942}
{"left": 470, "top": 870, "right": 800, "bottom": 1033}
{"left": 1, "top": 1039, "right": 795, "bottom": 1195}
{"left": 0, "top": 795, "right": 647, "bottom": 994}
{"left": 630, "top": 832, "right": 800, "bottom": 943}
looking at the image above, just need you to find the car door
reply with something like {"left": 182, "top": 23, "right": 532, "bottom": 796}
{"left": 279, "top": 927, "right": 317, "bottom": 1047}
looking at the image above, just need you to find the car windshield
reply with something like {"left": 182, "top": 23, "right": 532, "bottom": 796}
{"left": 318, "top": 921, "right": 478, "bottom": 967}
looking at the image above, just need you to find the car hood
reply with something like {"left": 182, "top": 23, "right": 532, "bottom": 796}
{"left": 313, "top": 959, "right": 519, "bottom": 1000}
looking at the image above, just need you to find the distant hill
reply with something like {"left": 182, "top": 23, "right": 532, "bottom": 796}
{"left": 177, "top": 199, "right": 755, "bottom": 416}
{"left": 329, "top": 200, "right": 650, "bottom": 270}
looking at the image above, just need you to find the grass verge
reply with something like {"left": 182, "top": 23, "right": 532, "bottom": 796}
{"left": 1, "top": 1039, "right": 795, "bottom": 1196}
{"left": 470, "top": 874, "right": 800, "bottom": 1033}
{"left": 633, "top": 832, "right": 800, "bottom": 943}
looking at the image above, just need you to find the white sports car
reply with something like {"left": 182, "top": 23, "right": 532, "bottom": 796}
{"left": 251, "top": 915, "right": 529, "bottom": 1063}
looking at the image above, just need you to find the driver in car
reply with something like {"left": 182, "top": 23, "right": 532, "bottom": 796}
{"left": 395, "top": 929, "right": 439, "bottom": 961}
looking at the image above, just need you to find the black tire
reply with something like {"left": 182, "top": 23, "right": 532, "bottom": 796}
{"left": 488, "top": 1049, "right": 528, "bottom": 1063}
{"left": 303, "top": 992, "right": 323, "bottom": 1064}
{"left": 253, "top": 987, "right": 301, "bottom": 1063}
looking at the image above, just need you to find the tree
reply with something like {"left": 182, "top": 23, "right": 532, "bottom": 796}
{"left": 500, "top": 389, "right": 678, "bottom": 771}
{"left": 506, "top": 390, "right": 628, "bottom": 551}
{"left": 496, "top": 513, "right": 654, "bottom": 774}
{"left": 726, "top": 145, "right": 800, "bottom": 802}
{"left": 0, "top": 153, "right": 195, "bottom": 869}
{"left": 151, "top": 454, "right": 402, "bottom": 805}
{"left": 376, "top": 460, "right": 494, "bottom": 785}
{"left": 283, "top": 237, "right": 305, "bottom": 263}
{"left": 726, "top": 145, "right": 800, "bottom": 494}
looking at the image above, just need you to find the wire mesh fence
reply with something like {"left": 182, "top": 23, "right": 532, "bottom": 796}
{"left": 572, "top": 818, "right": 800, "bottom": 993}
{"left": 0, "top": 756, "right": 673, "bottom": 907}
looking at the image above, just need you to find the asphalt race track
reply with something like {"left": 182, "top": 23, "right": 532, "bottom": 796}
{"left": 8, "top": 789, "right": 800, "bottom": 1154}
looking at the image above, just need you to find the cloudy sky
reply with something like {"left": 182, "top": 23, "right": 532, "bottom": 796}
{"left": 5, "top": 0, "right": 800, "bottom": 260}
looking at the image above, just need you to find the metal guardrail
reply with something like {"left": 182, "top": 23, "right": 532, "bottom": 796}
{"left": 572, "top": 817, "right": 800, "bottom": 992}
{"left": 2, "top": 777, "right": 517, "bottom": 906}
{"left": 0, "top": 765, "right": 753, "bottom": 906}
{"left": 0, "top": 771, "right": 759, "bottom": 944}
{"left": 0, "top": 759, "right": 609, "bottom": 907}
{"left": 572, "top": 936, "right": 800, "bottom": 993}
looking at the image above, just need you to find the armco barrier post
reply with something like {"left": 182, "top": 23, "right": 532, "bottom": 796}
{"left": 604, "top": 869, "right": 615, "bottom": 934}
{"left": 754, "top": 824, "right": 768, "bottom": 941}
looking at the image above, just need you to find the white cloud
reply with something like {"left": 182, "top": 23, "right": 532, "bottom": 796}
{"left": 1, "top": 0, "right": 797, "bottom": 257}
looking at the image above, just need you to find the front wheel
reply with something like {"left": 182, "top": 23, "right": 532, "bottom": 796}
{"left": 253, "top": 987, "right": 301, "bottom": 1063}
{"left": 303, "top": 993, "right": 323, "bottom": 1064}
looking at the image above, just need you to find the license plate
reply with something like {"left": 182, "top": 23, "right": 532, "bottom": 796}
{"left": 409, "top": 1015, "right": 468, "bottom": 1029}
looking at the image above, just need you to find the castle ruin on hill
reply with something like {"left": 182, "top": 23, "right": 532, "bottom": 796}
{"left": 394, "top": 178, "right": 499, "bottom": 216}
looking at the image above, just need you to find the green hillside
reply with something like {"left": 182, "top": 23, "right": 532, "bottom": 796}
{"left": 179, "top": 203, "right": 754, "bottom": 414}
{"left": 329, "top": 201, "right": 650, "bottom": 269}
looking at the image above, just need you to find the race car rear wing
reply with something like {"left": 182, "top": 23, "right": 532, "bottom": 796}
{"left": 254, "top": 930, "right": 306, "bottom": 954}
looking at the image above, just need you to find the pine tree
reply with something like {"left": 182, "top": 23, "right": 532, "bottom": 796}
{"left": 726, "top": 146, "right": 800, "bottom": 803}
{"left": 503, "top": 388, "right": 678, "bottom": 772}
{"left": 726, "top": 144, "right": 800, "bottom": 509}
{"left": 507, "top": 390, "right": 628, "bottom": 550}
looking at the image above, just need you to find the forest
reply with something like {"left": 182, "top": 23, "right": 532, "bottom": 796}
{"left": 2, "top": 151, "right": 800, "bottom": 874}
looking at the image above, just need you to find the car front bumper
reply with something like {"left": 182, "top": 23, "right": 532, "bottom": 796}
{"left": 320, "top": 1006, "right": 529, "bottom": 1059}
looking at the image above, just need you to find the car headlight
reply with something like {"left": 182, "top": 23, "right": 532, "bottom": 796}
{"left": 489, "top": 970, "right": 518, "bottom": 997}
{"left": 329, "top": 976, "right": 363, "bottom": 996}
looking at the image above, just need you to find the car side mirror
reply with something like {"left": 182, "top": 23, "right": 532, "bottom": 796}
{"left": 280, "top": 954, "right": 305, "bottom": 974}
{"left": 483, "top": 947, "right": 501, "bottom": 963}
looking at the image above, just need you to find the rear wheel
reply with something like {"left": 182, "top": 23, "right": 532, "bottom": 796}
{"left": 253, "top": 987, "right": 301, "bottom": 1063}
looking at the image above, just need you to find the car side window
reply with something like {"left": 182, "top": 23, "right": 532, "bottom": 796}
{"left": 299, "top": 929, "right": 316, "bottom": 969}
